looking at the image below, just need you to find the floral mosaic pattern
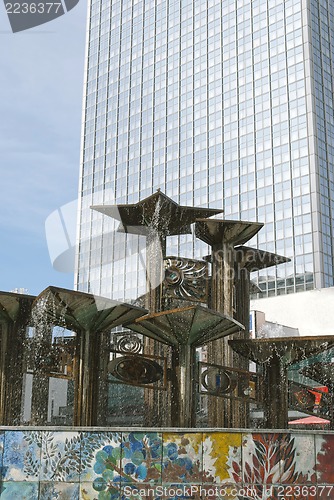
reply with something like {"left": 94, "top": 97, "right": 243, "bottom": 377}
{"left": 39, "top": 431, "right": 81, "bottom": 482}
{"left": 238, "top": 433, "right": 318, "bottom": 498}
{"left": 121, "top": 432, "right": 162, "bottom": 485}
{"left": 202, "top": 432, "right": 242, "bottom": 483}
{"left": 0, "top": 429, "right": 333, "bottom": 499}
{"left": 162, "top": 433, "right": 202, "bottom": 484}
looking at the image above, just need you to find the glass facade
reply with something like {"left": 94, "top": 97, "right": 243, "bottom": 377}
{"left": 76, "top": 0, "right": 334, "bottom": 299}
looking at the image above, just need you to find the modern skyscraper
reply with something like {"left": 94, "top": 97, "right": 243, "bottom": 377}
{"left": 76, "top": 0, "right": 334, "bottom": 299}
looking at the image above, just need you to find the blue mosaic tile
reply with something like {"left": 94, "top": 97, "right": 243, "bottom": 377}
{"left": 0, "top": 480, "right": 39, "bottom": 498}
{"left": 80, "top": 431, "right": 122, "bottom": 484}
{"left": 121, "top": 432, "right": 162, "bottom": 485}
{"left": 40, "top": 481, "right": 80, "bottom": 499}
{"left": 2, "top": 431, "right": 41, "bottom": 481}
{"left": 39, "top": 431, "right": 81, "bottom": 482}
{"left": 162, "top": 433, "right": 203, "bottom": 484}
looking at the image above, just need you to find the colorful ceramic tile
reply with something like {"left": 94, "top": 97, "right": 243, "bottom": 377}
{"left": 0, "top": 480, "right": 39, "bottom": 499}
{"left": 80, "top": 431, "right": 122, "bottom": 484}
{"left": 162, "top": 433, "right": 202, "bottom": 484}
{"left": 39, "top": 431, "right": 81, "bottom": 482}
{"left": 202, "top": 432, "right": 242, "bottom": 484}
{"left": 121, "top": 432, "right": 162, "bottom": 485}
{"left": 280, "top": 434, "right": 316, "bottom": 484}
{"left": 252, "top": 434, "right": 317, "bottom": 485}
{"left": 80, "top": 480, "right": 121, "bottom": 500}
{"left": 242, "top": 433, "right": 282, "bottom": 485}
{"left": 2, "top": 430, "right": 41, "bottom": 481}
{"left": 315, "top": 434, "right": 334, "bottom": 483}
{"left": 40, "top": 481, "right": 80, "bottom": 499}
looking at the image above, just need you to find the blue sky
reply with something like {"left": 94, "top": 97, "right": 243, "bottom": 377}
{"left": 0, "top": 1, "right": 87, "bottom": 295}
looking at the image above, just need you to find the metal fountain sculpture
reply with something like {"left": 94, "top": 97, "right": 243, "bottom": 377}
{"left": 1, "top": 190, "right": 334, "bottom": 429}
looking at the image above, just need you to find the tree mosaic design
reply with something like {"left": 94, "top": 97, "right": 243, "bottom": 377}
{"left": 23, "top": 431, "right": 120, "bottom": 481}
{"left": 229, "top": 434, "right": 316, "bottom": 500}
{"left": 90, "top": 432, "right": 203, "bottom": 498}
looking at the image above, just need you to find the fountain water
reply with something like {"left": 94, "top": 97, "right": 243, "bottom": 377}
{"left": 1, "top": 191, "right": 332, "bottom": 429}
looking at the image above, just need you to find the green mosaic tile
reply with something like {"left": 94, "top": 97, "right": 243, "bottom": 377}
{"left": 0, "top": 480, "right": 39, "bottom": 498}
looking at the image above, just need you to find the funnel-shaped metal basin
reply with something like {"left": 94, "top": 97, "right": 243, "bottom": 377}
{"left": 195, "top": 219, "right": 263, "bottom": 246}
{"left": 32, "top": 286, "right": 147, "bottom": 333}
{"left": 126, "top": 305, "right": 244, "bottom": 347}
{"left": 235, "top": 246, "right": 291, "bottom": 270}
{"left": 0, "top": 291, "right": 35, "bottom": 323}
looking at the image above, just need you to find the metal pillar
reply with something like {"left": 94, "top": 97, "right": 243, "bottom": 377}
{"left": 208, "top": 242, "right": 235, "bottom": 427}
{"left": 232, "top": 266, "right": 251, "bottom": 428}
{"left": 263, "top": 355, "right": 288, "bottom": 429}
{"left": 171, "top": 344, "right": 196, "bottom": 428}
{"left": 76, "top": 328, "right": 100, "bottom": 426}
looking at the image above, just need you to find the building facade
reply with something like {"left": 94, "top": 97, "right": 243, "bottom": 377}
{"left": 76, "top": 0, "right": 334, "bottom": 299}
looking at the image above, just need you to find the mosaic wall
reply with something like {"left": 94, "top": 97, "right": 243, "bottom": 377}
{"left": 0, "top": 429, "right": 333, "bottom": 499}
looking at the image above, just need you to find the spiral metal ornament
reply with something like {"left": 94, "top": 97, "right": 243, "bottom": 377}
{"left": 163, "top": 257, "right": 208, "bottom": 302}
{"left": 115, "top": 334, "right": 142, "bottom": 354}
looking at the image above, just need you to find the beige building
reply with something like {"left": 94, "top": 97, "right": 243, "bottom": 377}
{"left": 251, "top": 287, "right": 334, "bottom": 337}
